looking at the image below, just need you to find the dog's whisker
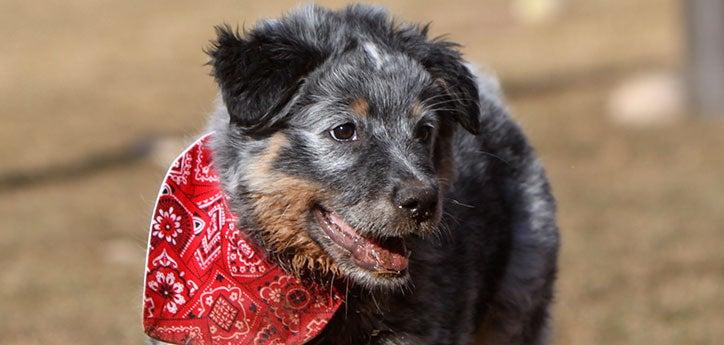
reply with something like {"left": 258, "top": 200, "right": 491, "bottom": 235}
{"left": 477, "top": 149, "right": 512, "bottom": 166}
{"left": 370, "top": 290, "right": 383, "bottom": 315}
{"left": 442, "top": 208, "right": 462, "bottom": 223}
{"left": 421, "top": 99, "right": 458, "bottom": 111}
{"left": 422, "top": 91, "right": 480, "bottom": 105}
{"left": 277, "top": 203, "right": 292, "bottom": 220}
{"left": 421, "top": 94, "right": 481, "bottom": 109}
{"left": 400, "top": 280, "right": 415, "bottom": 296}
{"left": 448, "top": 198, "right": 476, "bottom": 209}
{"left": 427, "top": 107, "right": 469, "bottom": 115}
{"left": 330, "top": 270, "right": 336, "bottom": 302}
{"left": 344, "top": 278, "right": 350, "bottom": 319}
{"left": 435, "top": 222, "right": 453, "bottom": 244}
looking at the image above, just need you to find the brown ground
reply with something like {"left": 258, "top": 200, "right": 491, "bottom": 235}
{"left": 1, "top": 1, "right": 722, "bottom": 344}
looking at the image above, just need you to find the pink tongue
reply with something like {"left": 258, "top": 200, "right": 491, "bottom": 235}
{"left": 352, "top": 240, "right": 409, "bottom": 272}
{"left": 323, "top": 211, "right": 409, "bottom": 273}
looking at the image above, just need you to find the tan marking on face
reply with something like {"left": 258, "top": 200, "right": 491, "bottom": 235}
{"left": 410, "top": 100, "right": 425, "bottom": 119}
{"left": 349, "top": 97, "right": 370, "bottom": 117}
{"left": 244, "top": 132, "right": 340, "bottom": 276}
{"left": 249, "top": 176, "right": 339, "bottom": 276}
{"left": 245, "top": 132, "right": 288, "bottom": 188}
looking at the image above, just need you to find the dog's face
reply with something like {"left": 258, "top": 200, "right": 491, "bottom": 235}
{"left": 208, "top": 5, "right": 480, "bottom": 290}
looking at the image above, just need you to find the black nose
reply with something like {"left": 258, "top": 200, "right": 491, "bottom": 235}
{"left": 393, "top": 180, "right": 438, "bottom": 222}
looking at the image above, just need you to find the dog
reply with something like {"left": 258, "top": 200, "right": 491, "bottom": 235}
{"left": 149, "top": 4, "right": 559, "bottom": 345}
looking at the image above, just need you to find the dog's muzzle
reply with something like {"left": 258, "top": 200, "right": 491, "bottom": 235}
{"left": 313, "top": 205, "right": 410, "bottom": 274}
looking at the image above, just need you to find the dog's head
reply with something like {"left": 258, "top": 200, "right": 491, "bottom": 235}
{"left": 207, "top": 5, "right": 479, "bottom": 290}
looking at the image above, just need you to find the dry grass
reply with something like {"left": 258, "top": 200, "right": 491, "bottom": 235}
{"left": 1, "top": 1, "right": 722, "bottom": 344}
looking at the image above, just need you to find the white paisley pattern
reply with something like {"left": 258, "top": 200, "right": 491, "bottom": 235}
{"left": 148, "top": 271, "right": 187, "bottom": 314}
{"left": 152, "top": 207, "right": 183, "bottom": 245}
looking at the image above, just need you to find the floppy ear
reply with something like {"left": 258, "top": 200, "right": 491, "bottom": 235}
{"left": 207, "top": 24, "right": 328, "bottom": 133}
{"left": 396, "top": 26, "right": 481, "bottom": 135}
{"left": 421, "top": 41, "right": 480, "bottom": 135}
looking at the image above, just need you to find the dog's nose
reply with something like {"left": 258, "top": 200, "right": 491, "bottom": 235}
{"left": 393, "top": 180, "right": 438, "bottom": 222}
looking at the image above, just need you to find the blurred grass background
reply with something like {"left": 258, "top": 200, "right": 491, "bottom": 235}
{"left": 1, "top": 1, "right": 723, "bottom": 344}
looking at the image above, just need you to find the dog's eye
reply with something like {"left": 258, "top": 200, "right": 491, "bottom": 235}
{"left": 416, "top": 124, "right": 434, "bottom": 143}
{"left": 330, "top": 123, "right": 357, "bottom": 141}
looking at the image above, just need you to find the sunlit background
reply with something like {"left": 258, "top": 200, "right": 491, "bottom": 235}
{"left": 1, "top": 1, "right": 722, "bottom": 344}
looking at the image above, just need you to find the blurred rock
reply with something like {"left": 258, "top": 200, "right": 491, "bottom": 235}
{"left": 512, "top": 0, "right": 564, "bottom": 24}
{"left": 607, "top": 72, "right": 685, "bottom": 127}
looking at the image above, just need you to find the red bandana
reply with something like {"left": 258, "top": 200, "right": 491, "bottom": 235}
{"left": 143, "top": 133, "right": 343, "bottom": 344}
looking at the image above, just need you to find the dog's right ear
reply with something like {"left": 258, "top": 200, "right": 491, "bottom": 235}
{"left": 207, "top": 24, "right": 328, "bottom": 134}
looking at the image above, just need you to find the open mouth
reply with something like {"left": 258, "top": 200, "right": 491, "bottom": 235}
{"left": 313, "top": 206, "right": 409, "bottom": 275}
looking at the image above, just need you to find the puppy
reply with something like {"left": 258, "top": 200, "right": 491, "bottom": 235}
{"left": 153, "top": 4, "right": 559, "bottom": 345}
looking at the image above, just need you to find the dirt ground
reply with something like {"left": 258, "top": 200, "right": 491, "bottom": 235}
{"left": 1, "top": 1, "right": 722, "bottom": 344}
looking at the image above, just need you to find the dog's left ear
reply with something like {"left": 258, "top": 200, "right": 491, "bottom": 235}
{"left": 400, "top": 29, "right": 481, "bottom": 135}
{"left": 207, "top": 23, "right": 328, "bottom": 134}
{"left": 423, "top": 42, "right": 480, "bottom": 135}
